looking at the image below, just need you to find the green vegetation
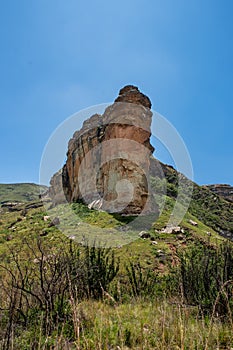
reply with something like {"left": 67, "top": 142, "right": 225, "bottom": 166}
{"left": 157, "top": 164, "right": 233, "bottom": 238}
{"left": 0, "top": 183, "right": 47, "bottom": 203}
{"left": 0, "top": 228, "right": 233, "bottom": 349}
{"left": 0, "top": 174, "right": 232, "bottom": 349}
{"left": 190, "top": 184, "right": 233, "bottom": 235}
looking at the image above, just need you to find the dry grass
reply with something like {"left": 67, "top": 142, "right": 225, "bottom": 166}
{"left": 7, "top": 298, "right": 231, "bottom": 350}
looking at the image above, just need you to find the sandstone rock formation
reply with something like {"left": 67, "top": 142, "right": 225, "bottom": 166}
{"left": 114, "top": 85, "right": 152, "bottom": 109}
{"left": 50, "top": 85, "right": 158, "bottom": 215}
{"left": 49, "top": 169, "right": 65, "bottom": 205}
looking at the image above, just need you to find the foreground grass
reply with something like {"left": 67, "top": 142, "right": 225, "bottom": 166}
{"left": 11, "top": 299, "right": 233, "bottom": 350}
{"left": 0, "top": 232, "right": 232, "bottom": 349}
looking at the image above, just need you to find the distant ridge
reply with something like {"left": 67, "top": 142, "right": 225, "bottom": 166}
{"left": 0, "top": 183, "right": 48, "bottom": 203}
{"left": 205, "top": 184, "right": 233, "bottom": 203}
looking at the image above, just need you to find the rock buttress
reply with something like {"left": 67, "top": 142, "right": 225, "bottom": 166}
{"left": 53, "top": 85, "right": 157, "bottom": 215}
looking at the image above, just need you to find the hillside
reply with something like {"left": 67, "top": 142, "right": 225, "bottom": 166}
{"left": 206, "top": 183, "right": 233, "bottom": 202}
{"left": 0, "top": 171, "right": 233, "bottom": 348}
{"left": 0, "top": 183, "right": 47, "bottom": 204}
{"left": 0, "top": 169, "right": 232, "bottom": 279}
{"left": 150, "top": 159, "right": 233, "bottom": 240}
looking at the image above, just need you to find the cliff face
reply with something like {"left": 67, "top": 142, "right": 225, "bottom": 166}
{"left": 206, "top": 184, "right": 233, "bottom": 203}
{"left": 49, "top": 169, "right": 65, "bottom": 205}
{"left": 51, "top": 85, "right": 157, "bottom": 215}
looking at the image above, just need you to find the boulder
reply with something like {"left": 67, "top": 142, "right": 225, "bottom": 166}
{"left": 160, "top": 226, "right": 182, "bottom": 234}
{"left": 189, "top": 219, "right": 198, "bottom": 226}
{"left": 139, "top": 231, "right": 151, "bottom": 239}
{"left": 114, "top": 85, "right": 152, "bottom": 109}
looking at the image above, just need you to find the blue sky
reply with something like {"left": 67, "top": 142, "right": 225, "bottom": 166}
{"left": 0, "top": 0, "right": 232, "bottom": 185}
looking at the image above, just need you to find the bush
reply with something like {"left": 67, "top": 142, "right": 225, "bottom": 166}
{"left": 0, "top": 238, "right": 119, "bottom": 347}
{"left": 174, "top": 241, "right": 233, "bottom": 316}
{"left": 125, "top": 260, "right": 158, "bottom": 298}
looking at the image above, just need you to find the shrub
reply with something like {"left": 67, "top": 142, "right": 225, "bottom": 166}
{"left": 0, "top": 238, "right": 119, "bottom": 347}
{"left": 125, "top": 260, "right": 158, "bottom": 298}
{"left": 175, "top": 241, "right": 233, "bottom": 316}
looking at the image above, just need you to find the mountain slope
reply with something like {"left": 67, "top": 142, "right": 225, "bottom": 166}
{"left": 205, "top": 184, "right": 233, "bottom": 202}
{"left": 150, "top": 158, "right": 233, "bottom": 240}
{"left": 0, "top": 183, "right": 47, "bottom": 203}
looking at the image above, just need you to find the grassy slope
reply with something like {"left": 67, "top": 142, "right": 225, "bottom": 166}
{"left": 0, "top": 183, "right": 48, "bottom": 203}
{"left": 0, "top": 197, "right": 226, "bottom": 269}
{"left": 157, "top": 160, "right": 233, "bottom": 239}
{"left": 0, "top": 200, "right": 232, "bottom": 348}
{"left": 0, "top": 170, "right": 232, "bottom": 268}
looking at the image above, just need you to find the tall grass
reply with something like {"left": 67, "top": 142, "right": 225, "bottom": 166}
{"left": 0, "top": 238, "right": 233, "bottom": 349}
{"left": 4, "top": 299, "right": 232, "bottom": 349}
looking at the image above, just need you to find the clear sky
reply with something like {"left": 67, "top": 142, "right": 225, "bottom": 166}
{"left": 0, "top": 0, "right": 232, "bottom": 186}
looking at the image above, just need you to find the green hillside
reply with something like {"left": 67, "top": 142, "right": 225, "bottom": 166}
{"left": 156, "top": 160, "right": 233, "bottom": 240}
{"left": 0, "top": 183, "right": 47, "bottom": 203}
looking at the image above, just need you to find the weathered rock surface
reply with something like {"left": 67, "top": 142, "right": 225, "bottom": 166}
{"left": 50, "top": 85, "right": 157, "bottom": 215}
{"left": 114, "top": 85, "right": 152, "bottom": 109}
{"left": 49, "top": 169, "right": 66, "bottom": 205}
{"left": 206, "top": 184, "right": 233, "bottom": 203}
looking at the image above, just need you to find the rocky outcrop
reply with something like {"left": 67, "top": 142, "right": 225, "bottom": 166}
{"left": 50, "top": 85, "right": 157, "bottom": 215}
{"left": 114, "top": 85, "right": 152, "bottom": 109}
{"left": 49, "top": 169, "right": 66, "bottom": 205}
{"left": 206, "top": 184, "right": 233, "bottom": 203}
